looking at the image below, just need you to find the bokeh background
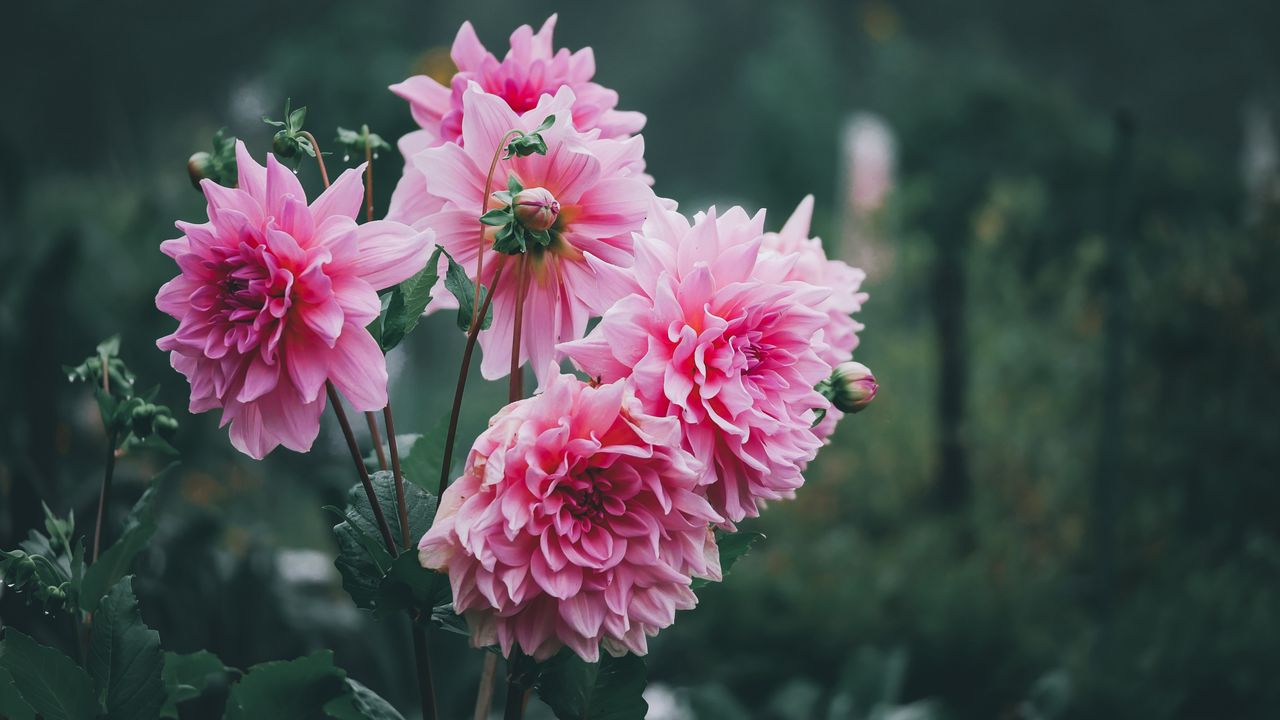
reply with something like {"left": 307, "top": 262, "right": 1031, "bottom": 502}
{"left": 3, "top": 1, "right": 1280, "bottom": 718}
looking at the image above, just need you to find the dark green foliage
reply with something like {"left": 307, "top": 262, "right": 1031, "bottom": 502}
{"left": 0, "top": 630, "right": 99, "bottom": 720}
{"left": 373, "top": 247, "right": 443, "bottom": 352}
{"left": 329, "top": 471, "right": 446, "bottom": 618}
{"left": 223, "top": 651, "right": 346, "bottom": 720}
{"left": 80, "top": 475, "right": 166, "bottom": 613}
{"left": 87, "top": 577, "right": 166, "bottom": 720}
{"left": 535, "top": 652, "right": 649, "bottom": 720}
{"left": 0, "top": 503, "right": 84, "bottom": 614}
{"left": 442, "top": 248, "right": 493, "bottom": 332}
{"left": 160, "top": 650, "right": 231, "bottom": 718}
{"left": 692, "top": 530, "right": 763, "bottom": 590}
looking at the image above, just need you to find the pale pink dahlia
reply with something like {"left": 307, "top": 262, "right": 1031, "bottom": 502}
{"left": 560, "top": 203, "right": 834, "bottom": 524}
{"left": 761, "top": 195, "right": 868, "bottom": 440}
{"left": 156, "top": 142, "right": 433, "bottom": 459}
{"left": 420, "top": 373, "right": 721, "bottom": 662}
{"left": 417, "top": 83, "right": 652, "bottom": 385}
{"left": 387, "top": 15, "right": 645, "bottom": 226}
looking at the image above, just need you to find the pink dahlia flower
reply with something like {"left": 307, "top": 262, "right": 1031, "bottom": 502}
{"left": 387, "top": 15, "right": 645, "bottom": 227}
{"left": 560, "top": 203, "right": 834, "bottom": 524}
{"left": 761, "top": 195, "right": 868, "bottom": 440}
{"left": 420, "top": 373, "right": 721, "bottom": 662}
{"left": 156, "top": 142, "right": 433, "bottom": 459}
{"left": 416, "top": 83, "right": 652, "bottom": 386}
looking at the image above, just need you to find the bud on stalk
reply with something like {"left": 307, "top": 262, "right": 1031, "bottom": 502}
{"left": 824, "top": 361, "right": 878, "bottom": 413}
{"left": 512, "top": 186, "right": 560, "bottom": 232}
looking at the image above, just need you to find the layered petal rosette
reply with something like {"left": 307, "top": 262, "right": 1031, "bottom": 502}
{"left": 155, "top": 142, "right": 433, "bottom": 459}
{"left": 420, "top": 373, "right": 721, "bottom": 661}
{"left": 761, "top": 195, "right": 868, "bottom": 440}
{"left": 387, "top": 16, "right": 645, "bottom": 226}
{"left": 561, "top": 204, "right": 834, "bottom": 524}
{"left": 417, "top": 83, "right": 652, "bottom": 385}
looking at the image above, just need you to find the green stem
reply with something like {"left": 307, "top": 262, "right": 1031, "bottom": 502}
{"left": 326, "top": 382, "right": 397, "bottom": 554}
{"left": 437, "top": 256, "right": 509, "bottom": 497}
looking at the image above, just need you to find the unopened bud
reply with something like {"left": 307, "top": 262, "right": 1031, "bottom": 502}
{"left": 827, "top": 361, "right": 877, "bottom": 413}
{"left": 512, "top": 187, "right": 560, "bottom": 232}
{"left": 187, "top": 152, "right": 215, "bottom": 188}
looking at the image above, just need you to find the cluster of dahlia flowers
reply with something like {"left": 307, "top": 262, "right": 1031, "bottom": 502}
{"left": 156, "top": 15, "right": 874, "bottom": 666}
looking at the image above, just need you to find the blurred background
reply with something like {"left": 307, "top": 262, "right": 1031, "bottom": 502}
{"left": 3, "top": 1, "right": 1280, "bottom": 718}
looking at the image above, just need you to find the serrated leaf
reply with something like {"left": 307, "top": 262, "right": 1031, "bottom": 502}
{"left": 161, "top": 650, "right": 229, "bottom": 718}
{"left": 442, "top": 249, "right": 492, "bottom": 332}
{"left": 330, "top": 473, "right": 443, "bottom": 616}
{"left": 323, "top": 678, "right": 406, "bottom": 720}
{"left": 535, "top": 652, "right": 648, "bottom": 720}
{"left": 379, "top": 247, "right": 443, "bottom": 352}
{"left": 374, "top": 551, "right": 449, "bottom": 620}
{"left": 0, "top": 667, "right": 37, "bottom": 720}
{"left": 88, "top": 576, "right": 165, "bottom": 720}
{"left": 0, "top": 629, "right": 99, "bottom": 720}
{"left": 692, "top": 530, "right": 764, "bottom": 590}
{"left": 81, "top": 475, "right": 169, "bottom": 613}
{"left": 224, "top": 652, "right": 347, "bottom": 720}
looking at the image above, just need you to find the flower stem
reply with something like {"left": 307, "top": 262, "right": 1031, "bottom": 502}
{"left": 326, "top": 382, "right": 396, "bottom": 554}
{"left": 365, "top": 412, "right": 389, "bottom": 471}
{"left": 474, "top": 130, "right": 524, "bottom": 328}
{"left": 364, "top": 132, "right": 375, "bottom": 223}
{"left": 91, "top": 433, "right": 117, "bottom": 564}
{"left": 411, "top": 625, "right": 439, "bottom": 720}
{"left": 509, "top": 255, "right": 529, "bottom": 402}
{"left": 301, "top": 131, "right": 330, "bottom": 188}
{"left": 91, "top": 356, "right": 115, "bottom": 564}
{"left": 473, "top": 654, "right": 500, "bottom": 720}
{"left": 383, "top": 403, "right": 410, "bottom": 549}
{"left": 437, "top": 256, "right": 510, "bottom": 497}
{"left": 503, "top": 677, "right": 528, "bottom": 720}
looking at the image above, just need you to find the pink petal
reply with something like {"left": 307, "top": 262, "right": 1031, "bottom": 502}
{"left": 348, "top": 221, "right": 434, "bottom": 289}
{"left": 327, "top": 324, "right": 388, "bottom": 411}
{"left": 310, "top": 164, "right": 367, "bottom": 222}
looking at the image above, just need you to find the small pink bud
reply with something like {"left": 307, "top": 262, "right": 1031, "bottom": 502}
{"left": 830, "top": 361, "right": 877, "bottom": 413}
{"left": 512, "top": 187, "right": 560, "bottom": 232}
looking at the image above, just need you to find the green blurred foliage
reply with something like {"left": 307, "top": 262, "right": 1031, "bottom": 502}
{"left": 2, "top": 1, "right": 1279, "bottom": 718}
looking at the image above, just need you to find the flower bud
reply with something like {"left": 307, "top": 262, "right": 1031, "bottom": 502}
{"left": 187, "top": 151, "right": 215, "bottom": 188}
{"left": 827, "top": 361, "right": 877, "bottom": 413}
{"left": 512, "top": 187, "right": 560, "bottom": 232}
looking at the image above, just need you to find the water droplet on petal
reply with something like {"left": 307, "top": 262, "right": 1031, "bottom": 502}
{"left": 292, "top": 168, "right": 299, "bottom": 175}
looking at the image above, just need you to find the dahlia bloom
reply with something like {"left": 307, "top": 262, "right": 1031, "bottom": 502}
{"left": 761, "top": 195, "right": 868, "bottom": 440}
{"left": 419, "top": 373, "right": 721, "bottom": 661}
{"left": 560, "top": 203, "right": 833, "bottom": 524}
{"left": 416, "top": 83, "right": 652, "bottom": 385}
{"left": 387, "top": 15, "right": 645, "bottom": 227}
{"left": 156, "top": 142, "right": 433, "bottom": 459}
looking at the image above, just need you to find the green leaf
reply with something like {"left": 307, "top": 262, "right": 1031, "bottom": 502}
{"left": 97, "top": 335, "right": 121, "bottom": 358}
{"left": 161, "top": 650, "right": 229, "bottom": 718}
{"left": 480, "top": 209, "right": 512, "bottom": 226}
{"left": 81, "top": 475, "right": 168, "bottom": 613}
{"left": 87, "top": 576, "right": 165, "bottom": 720}
{"left": 224, "top": 651, "right": 347, "bottom": 720}
{"left": 693, "top": 530, "right": 764, "bottom": 589}
{"left": 441, "top": 249, "right": 492, "bottom": 332}
{"left": 535, "top": 652, "right": 648, "bottom": 720}
{"left": 1, "top": 504, "right": 82, "bottom": 614}
{"left": 535, "top": 114, "right": 557, "bottom": 133}
{"left": 0, "top": 629, "right": 99, "bottom": 720}
{"left": 0, "top": 667, "right": 37, "bottom": 720}
{"left": 379, "top": 246, "right": 443, "bottom": 352}
{"left": 507, "top": 173, "right": 524, "bottom": 195}
{"left": 323, "top": 679, "right": 406, "bottom": 720}
{"left": 330, "top": 472, "right": 443, "bottom": 616}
